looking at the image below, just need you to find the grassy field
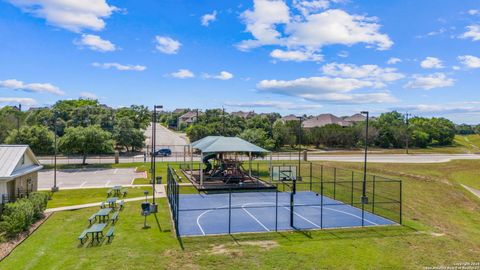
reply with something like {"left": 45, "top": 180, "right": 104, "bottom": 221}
{"left": 43, "top": 187, "right": 153, "bottom": 208}
{"left": 3, "top": 160, "right": 479, "bottom": 269}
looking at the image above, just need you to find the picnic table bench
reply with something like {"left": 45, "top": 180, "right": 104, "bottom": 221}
{"left": 107, "top": 189, "right": 113, "bottom": 197}
{"left": 106, "top": 227, "right": 115, "bottom": 242}
{"left": 94, "top": 208, "right": 112, "bottom": 223}
{"left": 88, "top": 214, "right": 97, "bottom": 225}
{"left": 121, "top": 188, "right": 128, "bottom": 197}
{"left": 112, "top": 186, "right": 122, "bottom": 196}
{"left": 106, "top": 197, "right": 118, "bottom": 208}
{"left": 85, "top": 223, "right": 107, "bottom": 242}
{"left": 110, "top": 211, "right": 119, "bottom": 224}
{"left": 78, "top": 230, "right": 89, "bottom": 244}
{"left": 119, "top": 200, "right": 125, "bottom": 210}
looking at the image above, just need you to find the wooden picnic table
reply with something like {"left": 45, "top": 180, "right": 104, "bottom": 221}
{"left": 86, "top": 223, "right": 107, "bottom": 242}
{"left": 95, "top": 208, "right": 112, "bottom": 223}
{"left": 106, "top": 197, "right": 118, "bottom": 208}
{"left": 112, "top": 186, "right": 122, "bottom": 196}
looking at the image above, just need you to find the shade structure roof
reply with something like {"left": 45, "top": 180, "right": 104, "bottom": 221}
{"left": 191, "top": 136, "right": 269, "bottom": 153}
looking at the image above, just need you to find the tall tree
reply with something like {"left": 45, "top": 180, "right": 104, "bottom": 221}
{"left": 5, "top": 125, "right": 54, "bottom": 155}
{"left": 59, "top": 125, "right": 114, "bottom": 164}
{"left": 113, "top": 117, "right": 145, "bottom": 152}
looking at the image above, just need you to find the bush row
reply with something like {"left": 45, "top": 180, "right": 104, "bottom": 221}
{"left": 0, "top": 192, "right": 49, "bottom": 239}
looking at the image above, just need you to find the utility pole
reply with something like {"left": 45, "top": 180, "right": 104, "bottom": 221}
{"left": 51, "top": 111, "right": 59, "bottom": 192}
{"left": 360, "top": 111, "right": 369, "bottom": 205}
{"left": 17, "top": 103, "right": 22, "bottom": 131}
{"left": 405, "top": 112, "right": 411, "bottom": 154}
{"left": 296, "top": 116, "right": 303, "bottom": 179}
{"left": 222, "top": 107, "right": 225, "bottom": 136}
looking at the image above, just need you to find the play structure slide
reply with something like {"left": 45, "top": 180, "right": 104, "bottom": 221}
{"left": 203, "top": 153, "right": 216, "bottom": 173}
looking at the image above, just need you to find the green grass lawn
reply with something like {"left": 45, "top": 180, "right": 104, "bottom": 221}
{"left": 3, "top": 160, "right": 480, "bottom": 269}
{"left": 43, "top": 187, "right": 153, "bottom": 209}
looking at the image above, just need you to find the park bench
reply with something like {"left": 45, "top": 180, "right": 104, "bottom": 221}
{"left": 121, "top": 188, "right": 128, "bottom": 197}
{"left": 100, "top": 201, "right": 105, "bottom": 208}
{"left": 110, "top": 211, "right": 119, "bottom": 224}
{"left": 78, "top": 230, "right": 89, "bottom": 244}
{"left": 88, "top": 214, "right": 96, "bottom": 225}
{"left": 106, "top": 227, "right": 115, "bottom": 243}
{"left": 119, "top": 200, "right": 125, "bottom": 210}
{"left": 107, "top": 189, "right": 113, "bottom": 197}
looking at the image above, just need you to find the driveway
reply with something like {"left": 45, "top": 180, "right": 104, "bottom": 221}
{"left": 38, "top": 168, "right": 145, "bottom": 190}
{"left": 144, "top": 123, "right": 189, "bottom": 153}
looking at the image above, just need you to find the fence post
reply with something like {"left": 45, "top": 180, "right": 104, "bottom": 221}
{"left": 309, "top": 162, "right": 313, "bottom": 191}
{"left": 320, "top": 174, "right": 324, "bottom": 229}
{"left": 333, "top": 168, "right": 337, "bottom": 200}
{"left": 228, "top": 189, "right": 232, "bottom": 234}
{"left": 351, "top": 171, "right": 354, "bottom": 206}
{"left": 399, "top": 180, "right": 403, "bottom": 225}
{"left": 275, "top": 187, "right": 278, "bottom": 232}
{"left": 372, "top": 176, "right": 376, "bottom": 213}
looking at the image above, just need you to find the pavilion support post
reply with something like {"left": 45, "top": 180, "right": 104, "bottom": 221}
{"left": 269, "top": 152, "right": 273, "bottom": 180}
{"left": 200, "top": 151, "right": 204, "bottom": 186}
{"left": 190, "top": 145, "right": 193, "bottom": 176}
{"left": 248, "top": 151, "right": 252, "bottom": 177}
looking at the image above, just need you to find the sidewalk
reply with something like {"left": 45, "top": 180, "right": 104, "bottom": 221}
{"left": 45, "top": 184, "right": 167, "bottom": 213}
{"left": 462, "top": 184, "right": 480, "bottom": 199}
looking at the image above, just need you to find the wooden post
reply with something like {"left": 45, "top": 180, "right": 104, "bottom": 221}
{"left": 190, "top": 145, "right": 193, "bottom": 176}
{"left": 200, "top": 152, "right": 203, "bottom": 186}
{"left": 248, "top": 151, "right": 252, "bottom": 177}
{"left": 269, "top": 152, "right": 273, "bottom": 180}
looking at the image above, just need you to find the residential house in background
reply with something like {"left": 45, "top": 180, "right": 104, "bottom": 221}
{"left": 0, "top": 145, "right": 43, "bottom": 203}
{"left": 178, "top": 110, "right": 202, "bottom": 128}
{"left": 281, "top": 114, "right": 300, "bottom": 122}
{"left": 343, "top": 113, "right": 367, "bottom": 123}
{"left": 302, "top": 114, "right": 352, "bottom": 129}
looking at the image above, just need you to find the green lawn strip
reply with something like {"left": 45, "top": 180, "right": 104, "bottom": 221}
{"left": 43, "top": 187, "right": 153, "bottom": 209}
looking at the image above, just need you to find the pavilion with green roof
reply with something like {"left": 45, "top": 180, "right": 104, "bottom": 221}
{"left": 184, "top": 136, "right": 274, "bottom": 191}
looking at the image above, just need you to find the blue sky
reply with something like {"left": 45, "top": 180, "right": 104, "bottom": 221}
{"left": 1, "top": 0, "right": 480, "bottom": 123}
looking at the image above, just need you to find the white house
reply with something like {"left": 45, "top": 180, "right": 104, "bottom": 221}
{"left": 0, "top": 145, "right": 43, "bottom": 202}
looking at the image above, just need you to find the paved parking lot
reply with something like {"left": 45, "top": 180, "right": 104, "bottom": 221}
{"left": 38, "top": 168, "right": 145, "bottom": 190}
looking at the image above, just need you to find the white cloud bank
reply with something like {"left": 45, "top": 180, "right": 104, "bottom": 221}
{"left": 404, "top": 73, "right": 454, "bottom": 90}
{"left": 5, "top": 0, "right": 119, "bottom": 32}
{"left": 460, "top": 25, "right": 480, "bottom": 41}
{"left": 458, "top": 55, "right": 480, "bottom": 69}
{"left": 0, "top": 79, "right": 65, "bottom": 95}
{"left": 225, "top": 100, "right": 323, "bottom": 110}
{"left": 387, "top": 57, "right": 401, "bottom": 65}
{"left": 170, "top": 69, "right": 194, "bottom": 79}
{"left": 75, "top": 34, "right": 116, "bottom": 52}
{"left": 238, "top": 0, "right": 392, "bottom": 61}
{"left": 204, "top": 71, "right": 234, "bottom": 80}
{"left": 0, "top": 97, "right": 37, "bottom": 106}
{"left": 92, "top": 62, "right": 146, "bottom": 71}
{"left": 155, "top": 36, "right": 181, "bottom": 54}
{"left": 420, "top": 57, "right": 444, "bottom": 69}
{"left": 321, "top": 63, "right": 404, "bottom": 83}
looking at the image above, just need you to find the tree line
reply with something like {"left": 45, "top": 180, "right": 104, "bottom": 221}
{"left": 0, "top": 99, "right": 150, "bottom": 163}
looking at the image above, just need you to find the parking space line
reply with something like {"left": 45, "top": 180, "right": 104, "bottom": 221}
{"left": 105, "top": 180, "right": 111, "bottom": 187}
{"left": 114, "top": 169, "right": 118, "bottom": 174}
{"left": 80, "top": 181, "right": 87, "bottom": 187}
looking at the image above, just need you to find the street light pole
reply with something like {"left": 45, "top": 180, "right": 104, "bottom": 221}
{"left": 151, "top": 105, "right": 163, "bottom": 211}
{"left": 360, "top": 111, "right": 369, "bottom": 204}
{"left": 52, "top": 113, "right": 59, "bottom": 193}
{"left": 405, "top": 112, "right": 411, "bottom": 154}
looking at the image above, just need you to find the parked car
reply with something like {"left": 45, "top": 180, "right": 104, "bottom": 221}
{"left": 154, "top": 148, "right": 172, "bottom": 157}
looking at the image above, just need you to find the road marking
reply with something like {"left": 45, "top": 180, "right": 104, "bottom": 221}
{"left": 283, "top": 207, "right": 321, "bottom": 228}
{"left": 114, "top": 169, "right": 118, "bottom": 174}
{"left": 80, "top": 181, "right": 87, "bottom": 187}
{"left": 242, "top": 206, "right": 270, "bottom": 232}
{"left": 105, "top": 180, "right": 111, "bottom": 187}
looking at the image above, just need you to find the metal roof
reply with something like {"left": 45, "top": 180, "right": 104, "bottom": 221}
{"left": 191, "top": 136, "right": 269, "bottom": 153}
{"left": 0, "top": 145, "right": 42, "bottom": 179}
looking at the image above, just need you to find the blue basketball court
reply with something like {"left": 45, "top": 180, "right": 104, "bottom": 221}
{"left": 177, "top": 191, "right": 396, "bottom": 236}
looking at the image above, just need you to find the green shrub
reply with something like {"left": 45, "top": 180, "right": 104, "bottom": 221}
{"left": 0, "top": 199, "right": 35, "bottom": 238}
{"left": 28, "top": 192, "right": 48, "bottom": 219}
{"left": 0, "top": 192, "right": 48, "bottom": 238}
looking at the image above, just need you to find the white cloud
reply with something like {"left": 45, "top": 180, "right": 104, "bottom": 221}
{"left": 468, "top": 9, "right": 480, "bottom": 15}
{"left": 238, "top": 1, "right": 392, "bottom": 60}
{"left": 204, "top": 71, "right": 234, "bottom": 80}
{"left": 404, "top": 73, "right": 454, "bottom": 90}
{"left": 155, "top": 36, "right": 181, "bottom": 54}
{"left": 92, "top": 62, "right": 146, "bottom": 71}
{"left": 394, "top": 102, "right": 480, "bottom": 114}
{"left": 292, "top": 0, "right": 331, "bottom": 16}
{"left": 270, "top": 49, "right": 323, "bottom": 62}
{"left": 75, "top": 34, "right": 116, "bottom": 52}
{"left": 257, "top": 76, "right": 396, "bottom": 104}
{"left": 6, "top": 0, "right": 118, "bottom": 32}
{"left": 321, "top": 63, "right": 404, "bottom": 83}
{"left": 387, "top": 57, "right": 401, "bottom": 65}
{"left": 337, "top": 50, "right": 349, "bottom": 58}
{"left": 452, "top": 66, "right": 461, "bottom": 70}
{"left": 0, "top": 79, "right": 65, "bottom": 95}
{"left": 458, "top": 55, "right": 480, "bottom": 69}
{"left": 201, "top": 10, "right": 217, "bottom": 26}
{"left": 79, "top": 92, "right": 98, "bottom": 99}
{"left": 225, "top": 100, "right": 323, "bottom": 110}
{"left": 420, "top": 57, "right": 444, "bottom": 69}
{"left": 0, "top": 97, "right": 37, "bottom": 106}
{"left": 460, "top": 25, "right": 480, "bottom": 41}
{"left": 170, "top": 69, "right": 194, "bottom": 79}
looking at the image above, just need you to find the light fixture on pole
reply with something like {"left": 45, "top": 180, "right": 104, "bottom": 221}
{"left": 360, "top": 111, "right": 369, "bottom": 205}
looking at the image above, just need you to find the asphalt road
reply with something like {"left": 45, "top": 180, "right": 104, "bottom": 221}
{"left": 144, "top": 123, "right": 189, "bottom": 153}
{"left": 38, "top": 168, "right": 145, "bottom": 190}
